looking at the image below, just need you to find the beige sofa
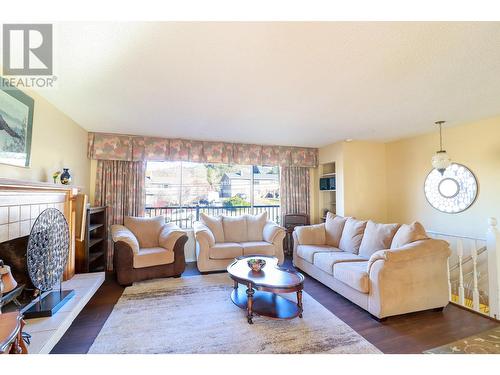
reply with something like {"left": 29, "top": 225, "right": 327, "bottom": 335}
{"left": 194, "top": 212, "right": 286, "bottom": 272}
{"left": 293, "top": 213, "right": 451, "bottom": 319}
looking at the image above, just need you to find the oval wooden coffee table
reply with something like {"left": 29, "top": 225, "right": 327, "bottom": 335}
{"left": 227, "top": 255, "right": 305, "bottom": 324}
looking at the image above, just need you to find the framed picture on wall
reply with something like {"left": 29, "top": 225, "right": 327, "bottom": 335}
{"left": 0, "top": 81, "right": 35, "bottom": 167}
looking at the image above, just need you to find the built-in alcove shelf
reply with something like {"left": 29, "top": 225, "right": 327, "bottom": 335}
{"left": 318, "top": 162, "right": 337, "bottom": 220}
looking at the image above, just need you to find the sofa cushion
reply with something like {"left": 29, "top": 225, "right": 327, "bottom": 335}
{"left": 296, "top": 244, "right": 340, "bottom": 263}
{"left": 133, "top": 247, "right": 174, "bottom": 269}
{"left": 359, "top": 220, "right": 400, "bottom": 259}
{"left": 295, "top": 224, "right": 326, "bottom": 245}
{"left": 124, "top": 216, "right": 165, "bottom": 248}
{"left": 390, "top": 221, "right": 428, "bottom": 249}
{"left": 200, "top": 213, "right": 225, "bottom": 243}
{"left": 246, "top": 212, "right": 267, "bottom": 241}
{"left": 222, "top": 215, "right": 248, "bottom": 243}
{"left": 313, "top": 251, "right": 367, "bottom": 275}
{"left": 333, "top": 261, "right": 370, "bottom": 293}
{"left": 209, "top": 242, "right": 243, "bottom": 260}
{"left": 338, "top": 218, "right": 367, "bottom": 254}
{"left": 325, "top": 213, "right": 347, "bottom": 247}
{"left": 241, "top": 241, "right": 275, "bottom": 256}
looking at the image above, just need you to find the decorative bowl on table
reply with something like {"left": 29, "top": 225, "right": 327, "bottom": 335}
{"left": 247, "top": 258, "right": 266, "bottom": 272}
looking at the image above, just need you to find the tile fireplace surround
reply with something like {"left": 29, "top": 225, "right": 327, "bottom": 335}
{"left": 0, "top": 178, "right": 79, "bottom": 279}
{"left": 0, "top": 179, "right": 106, "bottom": 353}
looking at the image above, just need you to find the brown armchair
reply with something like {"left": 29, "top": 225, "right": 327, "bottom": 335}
{"left": 111, "top": 216, "right": 188, "bottom": 286}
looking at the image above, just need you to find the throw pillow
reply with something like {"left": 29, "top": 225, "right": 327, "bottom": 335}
{"left": 222, "top": 215, "right": 248, "bottom": 242}
{"left": 390, "top": 221, "right": 428, "bottom": 249}
{"left": 246, "top": 212, "right": 267, "bottom": 241}
{"left": 200, "top": 213, "right": 225, "bottom": 243}
{"left": 325, "top": 212, "right": 347, "bottom": 247}
{"left": 338, "top": 217, "right": 367, "bottom": 254}
{"left": 359, "top": 220, "right": 400, "bottom": 258}
{"left": 124, "top": 216, "right": 165, "bottom": 248}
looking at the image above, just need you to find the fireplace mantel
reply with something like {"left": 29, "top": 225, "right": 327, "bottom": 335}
{"left": 0, "top": 178, "right": 81, "bottom": 280}
{"left": 0, "top": 178, "right": 80, "bottom": 192}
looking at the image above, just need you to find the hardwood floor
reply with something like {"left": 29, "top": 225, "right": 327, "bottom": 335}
{"left": 51, "top": 259, "right": 499, "bottom": 354}
{"left": 51, "top": 273, "right": 124, "bottom": 354}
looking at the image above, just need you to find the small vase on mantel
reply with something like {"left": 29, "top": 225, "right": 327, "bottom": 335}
{"left": 60, "top": 168, "right": 72, "bottom": 185}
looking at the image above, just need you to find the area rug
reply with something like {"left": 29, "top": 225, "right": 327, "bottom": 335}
{"left": 88, "top": 273, "right": 381, "bottom": 354}
{"left": 424, "top": 326, "right": 500, "bottom": 354}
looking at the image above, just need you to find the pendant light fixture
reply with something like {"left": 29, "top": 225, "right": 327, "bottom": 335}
{"left": 431, "top": 120, "right": 451, "bottom": 175}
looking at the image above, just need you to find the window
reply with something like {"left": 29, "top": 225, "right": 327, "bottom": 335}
{"left": 145, "top": 161, "right": 281, "bottom": 227}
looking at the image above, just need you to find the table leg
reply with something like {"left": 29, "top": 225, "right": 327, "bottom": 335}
{"left": 297, "top": 290, "right": 303, "bottom": 318}
{"left": 246, "top": 283, "right": 254, "bottom": 324}
{"left": 233, "top": 280, "right": 238, "bottom": 289}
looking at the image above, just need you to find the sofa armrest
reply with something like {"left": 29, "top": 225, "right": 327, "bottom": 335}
{"left": 367, "top": 238, "right": 451, "bottom": 318}
{"left": 193, "top": 221, "right": 216, "bottom": 247}
{"left": 293, "top": 223, "right": 326, "bottom": 245}
{"left": 368, "top": 239, "right": 451, "bottom": 271}
{"left": 263, "top": 221, "right": 285, "bottom": 243}
{"left": 159, "top": 222, "right": 186, "bottom": 251}
{"left": 111, "top": 224, "right": 140, "bottom": 254}
{"left": 113, "top": 240, "right": 135, "bottom": 285}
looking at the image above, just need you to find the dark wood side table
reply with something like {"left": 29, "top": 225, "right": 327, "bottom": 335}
{"left": 0, "top": 312, "right": 28, "bottom": 354}
{"left": 283, "top": 214, "right": 310, "bottom": 256}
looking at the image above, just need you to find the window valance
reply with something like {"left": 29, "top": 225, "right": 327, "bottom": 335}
{"left": 87, "top": 132, "right": 318, "bottom": 168}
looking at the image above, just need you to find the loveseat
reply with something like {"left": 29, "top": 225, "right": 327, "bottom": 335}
{"left": 194, "top": 212, "right": 286, "bottom": 272}
{"left": 111, "top": 216, "right": 188, "bottom": 286}
{"left": 293, "top": 213, "right": 451, "bottom": 319}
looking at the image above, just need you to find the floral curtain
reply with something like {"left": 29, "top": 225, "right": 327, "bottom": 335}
{"left": 95, "top": 160, "right": 146, "bottom": 270}
{"left": 280, "top": 166, "right": 311, "bottom": 222}
{"left": 88, "top": 132, "right": 318, "bottom": 168}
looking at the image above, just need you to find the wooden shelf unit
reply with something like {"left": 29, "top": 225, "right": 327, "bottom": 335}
{"left": 76, "top": 206, "right": 108, "bottom": 273}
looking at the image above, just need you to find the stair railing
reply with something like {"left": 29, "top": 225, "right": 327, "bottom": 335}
{"left": 428, "top": 217, "right": 500, "bottom": 320}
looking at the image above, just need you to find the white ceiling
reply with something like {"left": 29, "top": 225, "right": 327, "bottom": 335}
{"left": 37, "top": 22, "right": 500, "bottom": 147}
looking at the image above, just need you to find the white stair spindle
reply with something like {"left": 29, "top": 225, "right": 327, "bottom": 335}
{"left": 487, "top": 217, "right": 500, "bottom": 320}
{"left": 457, "top": 239, "right": 465, "bottom": 306}
{"left": 471, "top": 241, "right": 480, "bottom": 311}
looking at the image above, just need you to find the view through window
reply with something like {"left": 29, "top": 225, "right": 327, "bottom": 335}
{"left": 145, "top": 161, "right": 280, "bottom": 228}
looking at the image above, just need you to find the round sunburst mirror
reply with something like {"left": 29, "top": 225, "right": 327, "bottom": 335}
{"left": 424, "top": 163, "right": 478, "bottom": 214}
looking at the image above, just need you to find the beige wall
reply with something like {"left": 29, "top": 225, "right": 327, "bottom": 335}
{"left": 386, "top": 116, "right": 500, "bottom": 238}
{"left": 343, "top": 141, "right": 387, "bottom": 223}
{"left": 317, "top": 140, "right": 387, "bottom": 223}
{"left": 0, "top": 89, "right": 90, "bottom": 193}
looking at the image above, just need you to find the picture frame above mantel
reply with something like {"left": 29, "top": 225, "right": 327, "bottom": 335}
{"left": 0, "top": 81, "right": 34, "bottom": 168}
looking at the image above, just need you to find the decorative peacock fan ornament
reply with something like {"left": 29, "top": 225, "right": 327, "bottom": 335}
{"left": 23, "top": 208, "right": 74, "bottom": 319}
